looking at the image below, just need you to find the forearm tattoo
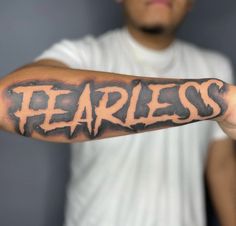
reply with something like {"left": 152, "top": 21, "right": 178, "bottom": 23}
{"left": 6, "top": 78, "right": 228, "bottom": 139}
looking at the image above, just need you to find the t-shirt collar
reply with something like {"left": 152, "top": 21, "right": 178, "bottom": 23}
{"left": 122, "top": 27, "right": 177, "bottom": 71}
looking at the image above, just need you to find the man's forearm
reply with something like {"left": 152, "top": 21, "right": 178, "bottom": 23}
{"left": 0, "top": 66, "right": 230, "bottom": 142}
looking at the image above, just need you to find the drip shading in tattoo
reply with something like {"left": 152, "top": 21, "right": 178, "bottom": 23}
{"left": 7, "top": 78, "right": 228, "bottom": 139}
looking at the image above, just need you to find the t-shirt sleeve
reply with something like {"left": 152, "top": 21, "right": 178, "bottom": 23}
{"left": 35, "top": 37, "right": 94, "bottom": 69}
{"left": 210, "top": 54, "right": 234, "bottom": 141}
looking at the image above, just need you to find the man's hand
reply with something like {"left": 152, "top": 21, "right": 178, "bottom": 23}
{"left": 217, "top": 85, "right": 236, "bottom": 139}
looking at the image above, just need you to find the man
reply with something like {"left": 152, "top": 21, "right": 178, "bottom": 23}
{"left": 0, "top": 0, "right": 235, "bottom": 226}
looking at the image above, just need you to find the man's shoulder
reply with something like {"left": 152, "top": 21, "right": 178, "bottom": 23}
{"left": 97, "top": 28, "right": 123, "bottom": 42}
{"left": 63, "top": 28, "right": 122, "bottom": 49}
{"left": 178, "top": 39, "right": 231, "bottom": 66}
{"left": 177, "top": 39, "right": 233, "bottom": 82}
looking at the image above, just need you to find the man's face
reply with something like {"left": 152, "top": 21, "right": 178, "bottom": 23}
{"left": 122, "top": 0, "right": 192, "bottom": 33}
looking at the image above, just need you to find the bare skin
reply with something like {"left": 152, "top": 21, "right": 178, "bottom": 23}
{"left": 0, "top": 63, "right": 235, "bottom": 143}
{"left": 123, "top": 0, "right": 193, "bottom": 50}
{"left": 206, "top": 139, "right": 236, "bottom": 226}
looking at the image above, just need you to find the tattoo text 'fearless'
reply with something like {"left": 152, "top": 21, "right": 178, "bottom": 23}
{"left": 7, "top": 79, "right": 228, "bottom": 139}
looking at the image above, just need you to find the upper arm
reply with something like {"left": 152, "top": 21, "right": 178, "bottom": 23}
{"left": 6, "top": 59, "right": 70, "bottom": 78}
{"left": 206, "top": 138, "right": 236, "bottom": 174}
{"left": 21, "top": 59, "right": 70, "bottom": 69}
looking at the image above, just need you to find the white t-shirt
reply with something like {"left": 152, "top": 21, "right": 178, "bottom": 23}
{"left": 36, "top": 28, "right": 233, "bottom": 226}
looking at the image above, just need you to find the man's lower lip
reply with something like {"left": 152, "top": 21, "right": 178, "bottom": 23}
{"left": 147, "top": 0, "right": 171, "bottom": 7}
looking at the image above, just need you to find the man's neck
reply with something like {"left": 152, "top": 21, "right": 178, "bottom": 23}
{"left": 127, "top": 25, "right": 175, "bottom": 51}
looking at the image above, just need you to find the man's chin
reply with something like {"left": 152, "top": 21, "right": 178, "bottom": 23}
{"left": 139, "top": 25, "right": 167, "bottom": 35}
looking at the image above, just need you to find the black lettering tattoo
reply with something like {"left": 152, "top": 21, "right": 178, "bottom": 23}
{"left": 6, "top": 78, "right": 228, "bottom": 139}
